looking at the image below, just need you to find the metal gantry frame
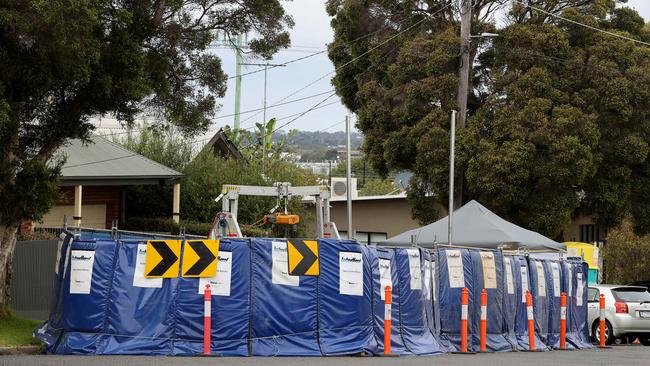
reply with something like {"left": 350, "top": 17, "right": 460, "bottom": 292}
{"left": 214, "top": 182, "right": 339, "bottom": 238}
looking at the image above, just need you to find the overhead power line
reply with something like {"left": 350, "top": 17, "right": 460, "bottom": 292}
{"left": 511, "top": 0, "right": 650, "bottom": 47}
{"left": 237, "top": 3, "right": 452, "bottom": 129}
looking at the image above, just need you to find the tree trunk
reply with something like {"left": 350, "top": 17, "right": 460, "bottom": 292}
{"left": 0, "top": 223, "right": 18, "bottom": 318}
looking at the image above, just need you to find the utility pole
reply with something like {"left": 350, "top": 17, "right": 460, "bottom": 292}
{"left": 234, "top": 34, "right": 244, "bottom": 130}
{"left": 455, "top": 0, "right": 472, "bottom": 209}
{"left": 240, "top": 62, "right": 286, "bottom": 174}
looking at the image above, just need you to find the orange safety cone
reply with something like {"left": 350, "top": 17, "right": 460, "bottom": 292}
{"left": 526, "top": 290, "right": 536, "bottom": 351}
{"left": 461, "top": 287, "right": 469, "bottom": 353}
{"left": 384, "top": 285, "right": 392, "bottom": 355}
{"left": 560, "top": 292, "right": 566, "bottom": 350}
{"left": 480, "top": 289, "right": 487, "bottom": 352}
{"left": 599, "top": 293, "right": 606, "bottom": 348}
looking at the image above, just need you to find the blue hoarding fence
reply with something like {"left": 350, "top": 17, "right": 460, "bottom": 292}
{"left": 36, "top": 232, "right": 592, "bottom": 356}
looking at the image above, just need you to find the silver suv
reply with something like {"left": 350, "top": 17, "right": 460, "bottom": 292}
{"left": 587, "top": 284, "right": 650, "bottom": 345}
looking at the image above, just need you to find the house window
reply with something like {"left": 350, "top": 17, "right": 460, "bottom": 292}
{"left": 339, "top": 231, "right": 387, "bottom": 245}
{"left": 580, "top": 224, "right": 605, "bottom": 243}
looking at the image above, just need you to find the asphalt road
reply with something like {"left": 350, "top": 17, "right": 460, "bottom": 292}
{"left": 2, "top": 345, "right": 649, "bottom": 366}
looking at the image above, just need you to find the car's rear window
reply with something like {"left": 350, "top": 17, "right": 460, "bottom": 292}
{"left": 612, "top": 287, "right": 650, "bottom": 302}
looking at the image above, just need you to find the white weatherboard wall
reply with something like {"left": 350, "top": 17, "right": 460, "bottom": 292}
{"left": 37, "top": 204, "right": 106, "bottom": 228}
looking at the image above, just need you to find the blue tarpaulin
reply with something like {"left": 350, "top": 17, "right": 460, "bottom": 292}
{"left": 369, "top": 247, "right": 409, "bottom": 355}
{"left": 317, "top": 239, "right": 377, "bottom": 355}
{"left": 435, "top": 247, "right": 474, "bottom": 352}
{"left": 173, "top": 238, "right": 250, "bottom": 356}
{"left": 501, "top": 255, "right": 519, "bottom": 350}
{"left": 468, "top": 250, "right": 512, "bottom": 352}
{"left": 545, "top": 260, "right": 563, "bottom": 349}
{"left": 394, "top": 248, "right": 444, "bottom": 355}
{"left": 528, "top": 258, "right": 551, "bottom": 351}
{"left": 250, "top": 238, "right": 320, "bottom": 356}
{"left": 564, "top": 261, "right": 592, "bottom": 349}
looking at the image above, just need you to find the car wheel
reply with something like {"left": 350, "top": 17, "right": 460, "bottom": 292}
{"left": 640, "top": 337, "right": 650, "bottom": 346}
{"left": 592, "top": 320, "right": 615, "bottom": 345}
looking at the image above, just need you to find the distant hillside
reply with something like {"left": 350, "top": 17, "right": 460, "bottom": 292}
{"left": 272, "top": 130, "right": 363, "bottom": 150}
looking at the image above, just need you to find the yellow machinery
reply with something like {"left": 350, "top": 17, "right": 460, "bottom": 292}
{"left": 263, "top": 213, "right": 300, "bottom": 226}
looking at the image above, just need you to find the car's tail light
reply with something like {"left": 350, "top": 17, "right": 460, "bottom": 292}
{"left": 615, "top": 302, "right": 628, "bottom": 314}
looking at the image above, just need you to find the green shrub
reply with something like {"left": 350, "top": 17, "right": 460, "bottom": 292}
{"left": 604, "top": 218, "right": 650, "bottom": 284}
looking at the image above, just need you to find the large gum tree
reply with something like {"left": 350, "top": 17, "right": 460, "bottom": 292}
{"left": 0, "top": 0, "right": 293, "bottom": 315}
{"left": 327, "top": 0, "right": 650, "bottom": 238}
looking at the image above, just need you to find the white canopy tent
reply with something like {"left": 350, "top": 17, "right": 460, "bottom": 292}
{"left": 382, "top": 200, "right": 564, "bottom": 251}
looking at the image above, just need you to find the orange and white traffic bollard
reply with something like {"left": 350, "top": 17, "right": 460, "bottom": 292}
{"left": 560, "top": 292, "right": 566, "bottom": 349}
{"left": 526, "top": 290, "right": 535, "bottom": 351}
{"left": 599, "top": 293, "right": 606, "bottom": 348}
{"left": 480, "top": 289, "right": 487, "bottom": 352}
{"left": 384, "top": 285, "right": 392, "bottom": 355}
{"left": 204, "top": 284, "right": 211, "bottom": 356}
{"left": 461, "top": 287, "right": 469, "bottom": 353}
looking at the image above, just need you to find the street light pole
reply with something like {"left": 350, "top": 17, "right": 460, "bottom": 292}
{"left": 240, "top": 62, "right": 286, "bottom": 174}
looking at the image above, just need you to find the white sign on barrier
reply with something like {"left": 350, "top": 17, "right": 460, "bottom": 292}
{"left": 70, "top": 250, "right": 95, "bottom": 294}
{"left": 480, "top": 252, "right": 497, "bottom": 289}
{"left": 567, "top": 264, "right": 573, "bottom": 298}
{"left": 447, "top": 250, "right": 465, "bottom": 288}
{"left": 520, "top": 265, "right": 529, "bottom": 303}
{"left": 576, "top": 272, "right": 584, "bottom": 306}
{"left": 432, "top": 260, "right": 437, "bottom": 300}
{"left": 379, "top": 258, "right": 392, "bottom": 300}
{"left": 198, "top": 251, "right": 232, "bottom": 296}
{"left": 340, "top": 251, "right": 363, "bottom": 296}
{"left": 424, "top": 260, "right": 432, "bottom": 300}
{"left": 407, "top": 249, "right": 422, "bottom": 290}
{"left": 133, "top": 244, "right": 163, "bottom": 288}
{"left": 535, "top": 262, "right": 546, "bottom": 296}
{"left": 504, "top": 257, "right": 515, "bottom": 295}
{"left": 551, "top": 262, "right": 561, "bottom": 297}
{"left": 272, "top": 241, "right": 299, "bottom": 287}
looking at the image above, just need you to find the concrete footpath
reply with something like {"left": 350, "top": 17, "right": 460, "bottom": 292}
{"left": 1, "top": 345, "right": 649, "bottom": 366}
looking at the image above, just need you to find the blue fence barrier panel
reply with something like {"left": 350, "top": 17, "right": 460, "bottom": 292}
{"left": 369, "top": 247, "right": 409, "bottom": 355}
{"left": 546, "top": 260, "right": 563, "bottom": 349}
{"left": 528, "top": 258, "right": 551, "bottom": 351}
{"left": 317, "top": 239, "right": 377, "bottom": 355}
{"left": 565, "top": 261, "right": 592, "bottom": 349}
{"left": 468, "top": 250, "right": 512, "bottom": 352}
{"left": 394, "top": 248, "right": 444, "bottom": 355}
{"left": 250, "top": 238, "right": 320, "bottom": 356}
{"left": 56, "top": 240, "right": 118, "bottom": 354}
{"left": 513, "top": 255, "right": 548, "bottom": 350}
{"left": 98, "top": 240, "right": 176, "bottom": 355}
{"left": 501, "top": 254, "right": 520, "bottom": 350}
{"left": 173, "top": 238, "right": 250, "bottom": 356}
{"left": 437, "top": 247, "right": 474, "bottom": 352}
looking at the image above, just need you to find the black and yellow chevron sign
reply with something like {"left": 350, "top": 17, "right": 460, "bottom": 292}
{"left": 145, "top": 240, "right": 181, "bottom": 278}
{"left": 181, "top": 240, "right": 219, "bottom": 278}
{"left": 287, "top": 239, "right": 319, "bottom": 276}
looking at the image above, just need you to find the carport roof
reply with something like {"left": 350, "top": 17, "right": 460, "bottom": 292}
{"left": 57, "top": 135, "right": 182, "bottom": 186}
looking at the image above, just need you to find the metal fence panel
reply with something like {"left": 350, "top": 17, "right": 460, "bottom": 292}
{"left": 10, "top": 240, "right": 58, "bottom": 320}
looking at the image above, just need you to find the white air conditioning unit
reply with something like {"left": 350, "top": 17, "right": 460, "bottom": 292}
{"left": 330, "top": 177, "right": 358, "bottom": 200}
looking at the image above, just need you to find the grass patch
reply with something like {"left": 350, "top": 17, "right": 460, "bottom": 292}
{"left": 0, "top": 315, "right": 43, "bottom": 347}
